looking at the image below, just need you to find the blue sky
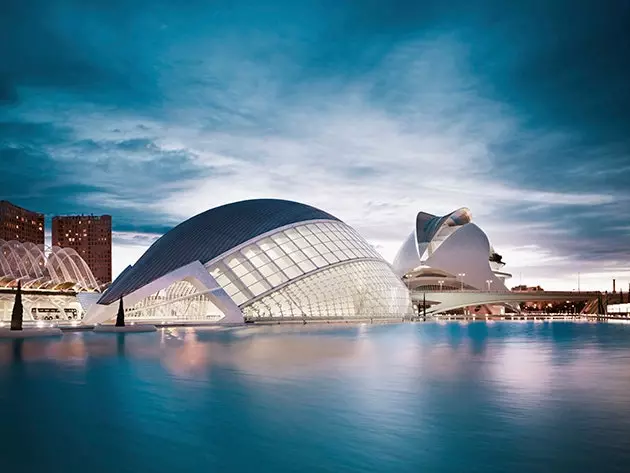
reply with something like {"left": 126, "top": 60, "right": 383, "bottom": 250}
{"left": 1, "top": 0, "right": 629, "bottom": 290}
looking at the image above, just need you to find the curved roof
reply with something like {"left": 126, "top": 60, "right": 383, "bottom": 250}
{"left": 99, "top": 199, "right": 340, "bottom": 305}
{"left": 0, "top": 239, "right": 100, "bottom": 291}
{"left": 392, "top": 207, "right": 472, "bottom": 277}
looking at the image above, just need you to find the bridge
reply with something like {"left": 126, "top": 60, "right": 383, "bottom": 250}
{"left": 410, "top": 290, "right": 601, "bottom": 314}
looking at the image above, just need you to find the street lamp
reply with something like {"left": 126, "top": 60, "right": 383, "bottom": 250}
{"left": 457, "top": 273, "right": 466, "bottom": 291}
{"left": 438, "top": 280, "right": 444, "bottom": 291}
{"left": 485, "top": 279, "right": 493, "bottom": 292}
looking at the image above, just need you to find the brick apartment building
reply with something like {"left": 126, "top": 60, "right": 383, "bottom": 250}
{"left": 0, "top": 200, "right": 45, "bottom": 245}
{"left": 52, "top": 214, "right": 112, "bottom": 285}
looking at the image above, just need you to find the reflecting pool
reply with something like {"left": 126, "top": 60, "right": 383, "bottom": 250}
{"left": 2, "top": 322, "right": 630, "bottom": 472}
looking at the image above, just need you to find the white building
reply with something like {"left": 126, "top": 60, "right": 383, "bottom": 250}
{"left": 0, "top": 239, "right": 101, "bottom": 323}
{"left": 393, "top": 207, "right": 511, "bottom": 292}
{"left": 86, "top": 199, "right": 412, "bottom": 325}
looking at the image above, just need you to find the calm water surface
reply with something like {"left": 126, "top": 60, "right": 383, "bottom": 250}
{"left": 2, "top": 321, "right": 630, "bottom": 473}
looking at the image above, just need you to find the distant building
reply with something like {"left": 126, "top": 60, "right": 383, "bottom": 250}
{"left": 0, "top": 200, "right": 45, "bottom": 245}
{"left": 511, "top": 285, "right": 544, "bottom": 292}
{"left": 52, "top": 215, "right": 112, "bottom": 285}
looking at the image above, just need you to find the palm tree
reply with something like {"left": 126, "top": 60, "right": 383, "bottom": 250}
{"left": 10, "top": 280, "right": 24, "bottom": 331}
{"left": 115, "top": 297, "right": 125, "bottom": 327}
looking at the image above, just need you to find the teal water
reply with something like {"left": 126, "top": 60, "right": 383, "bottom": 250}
{"left": 2, "top": 322, "right": 630, "bottom": 472}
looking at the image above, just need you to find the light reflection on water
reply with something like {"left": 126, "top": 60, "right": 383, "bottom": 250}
{"left": 1, "top": 322, "right": 630, "bottom": 473}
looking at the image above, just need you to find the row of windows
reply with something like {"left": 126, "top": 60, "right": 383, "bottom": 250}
{"left": 208, "top": 221, "right": 383, "bottom": 306}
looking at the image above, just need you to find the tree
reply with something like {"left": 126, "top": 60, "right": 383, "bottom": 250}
{"left": 10, "top": 280, "right": 24, "bottom": 331}
{"left": 115, "top": 297, "right": 125, "bottom": 327}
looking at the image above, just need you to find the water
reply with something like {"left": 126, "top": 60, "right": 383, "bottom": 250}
{"left": 2, "top": 321, "right": 630, "bottom": 473}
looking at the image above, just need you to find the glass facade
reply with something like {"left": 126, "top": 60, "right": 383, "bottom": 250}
{"left": 112, "top": 220, "right": 412, "bottom": 323}
{"left": 243, "top": 260, "right": 411, "bottom": 319}
{"left": 124, "top": 280, "right": 223, "bottom": 322}
{"left": 207, "top": 221, "right": 383, "bottom": 306}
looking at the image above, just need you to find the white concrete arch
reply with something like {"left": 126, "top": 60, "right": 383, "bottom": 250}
{"left": 84, "top": 260, "right": 243, "bottom": 325}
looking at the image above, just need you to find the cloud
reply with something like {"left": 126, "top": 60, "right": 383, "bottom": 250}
{"left": 1, "top": 0, "right": 629, "bottom": 291}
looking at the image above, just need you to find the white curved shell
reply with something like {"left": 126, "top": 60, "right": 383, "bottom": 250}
{"left": 393, "top": 208, "right": 509, "bottom": 292}
{"left": 0, "top": 239, "right": 100, "bottom": 291}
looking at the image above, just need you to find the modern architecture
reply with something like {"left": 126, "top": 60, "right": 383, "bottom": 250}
{"left": 393, "top": 207, "right": 513, "bottom": 314}
{"left": 85, "top": 199, "right": 412, "bottom": 325}
{"left": 0, "top": 239, "right": 101, "bottom": 324}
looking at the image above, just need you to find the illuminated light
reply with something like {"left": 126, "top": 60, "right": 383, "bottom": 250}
{"left": 36, "top": 321, "right": 44, "bottom": 328}
{"left": 0, "top": 322, "right": 4, "bottom": 327}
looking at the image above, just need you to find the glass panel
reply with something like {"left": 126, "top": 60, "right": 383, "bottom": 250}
{"left": 249, "top": 252, "right": 271, "bottom": 268}
{"left": 293, "top": 237, "right": 309, "bottom": 249}
{"left": 267, "top": 272, "right": 288, "bottom": 287}
{"left": 343, "top": 249, "right": 358, "bottom": 259}
{"left": 306, "top": 234, "right": 321, "bottom": 245}
{"left": 314, "top": 243, "right": 329, "bottom": 255}
{"left": 241, "top": 245, "right": 262, "bottom": 259}
{"left": 334, "top": 250, "right": 348, "bottom": 260}
{"left": 224, "top": 283, "right": 239, "bottom": 296}
{"left": 258, "top": 262, "right": 279, "bottom": 278}
{"left": 290, "top": 250, "right": 308, "bottom": 263}
{"left": 280, "top": 241, "right": 298, "bottom": 254}
{"left": 298, "top": 260, "right": 316, "bottom": 273}
{"left": 284, "top": 228, "right": 301, "bottom": 240}
{"left": 302, "top": 247, "right": 319, "bottom": 259}
{"left": 306, "top": 224, "right": 322, "bottom": 233}
{"left": 250, "top": 280, "right": 271, "bottom": 296}
{"left": 276, "top": 256, "right": 293, "bottom": 270}
{"left": 265, "top": 246, "right": 285, "bottom": 261}
{"left": 232, "top": 292, "right": 249, "bottom": 305}
{"left": 315, "top": 230, "right": 330, "bottom": 242}
{"left": 257, "top": 238, "right": 276, "bottom": 251}
{"left": 271, "top": 233, "right": 290, "bottom": 245}
{"left": 241, "top": 272, "right": 261, "bottom": 287}
{"left": 230, "top": 263, "right": 249, "bottom": 277}
{"left": 283, "top": 265, "right": 303, "bottom": 279}
{"left": 324, "top": 252, "right": 340, "bottom": 264}
{"left": 297, "top": 226, "right": 312, "bottom": 237}
{"left": 312, "top": 255, "right": 328, "bottom": 268}
{"left": 226, "top": 254, "right": 245, "bottom": 269}
{"left": 325, "top": 241, "right": 341, "bottom": 251}
{"left": 215, "top": 273, "right": 231, "bottom": 287}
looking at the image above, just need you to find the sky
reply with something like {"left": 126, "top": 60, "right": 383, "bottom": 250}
{"left": 1, "top": 0, "right": 629, "bottom": 291}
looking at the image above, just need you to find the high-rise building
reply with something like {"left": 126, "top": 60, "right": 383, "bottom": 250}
{"left": 52, "top": 214, "right": 112, "bottom": 285}
{"left": 0, "top": 200, "right": 45, "bottom": 245}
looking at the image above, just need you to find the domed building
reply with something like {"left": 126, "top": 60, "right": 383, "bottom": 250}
{"left": 85, "top": 199, "right": 412, "bottom": 325}
{"left": 393, "top": 208, "right": 512, "bottom": 294}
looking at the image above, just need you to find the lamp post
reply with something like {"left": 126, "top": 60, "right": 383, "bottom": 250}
{"left": 485, "top": 279, "right": 493, "bottom": 292}
{"left": 457, "top": 273, "right": 466, "bottom": 291}
{"left": 438, "top": 280, "right": 444, "bottom": 291}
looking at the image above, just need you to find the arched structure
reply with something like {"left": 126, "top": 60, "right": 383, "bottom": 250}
{"left": 393, "top": 208, "right": 512, "bottom": 297}
{"left": 0, "top": 239, "right": 99, "bottom": 291}
{"left": 86, "top": 199, "right": 412, "bottom": 325}
{"left": 0, "top": 240, "right": 101, "bottom": 323}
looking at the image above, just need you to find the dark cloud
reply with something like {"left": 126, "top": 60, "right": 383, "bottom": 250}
{"left": 0, "top": 118, "right": 205, "bottom": 230}
{"left": 0, "top": 0, "right": 628, "bottom": 281}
